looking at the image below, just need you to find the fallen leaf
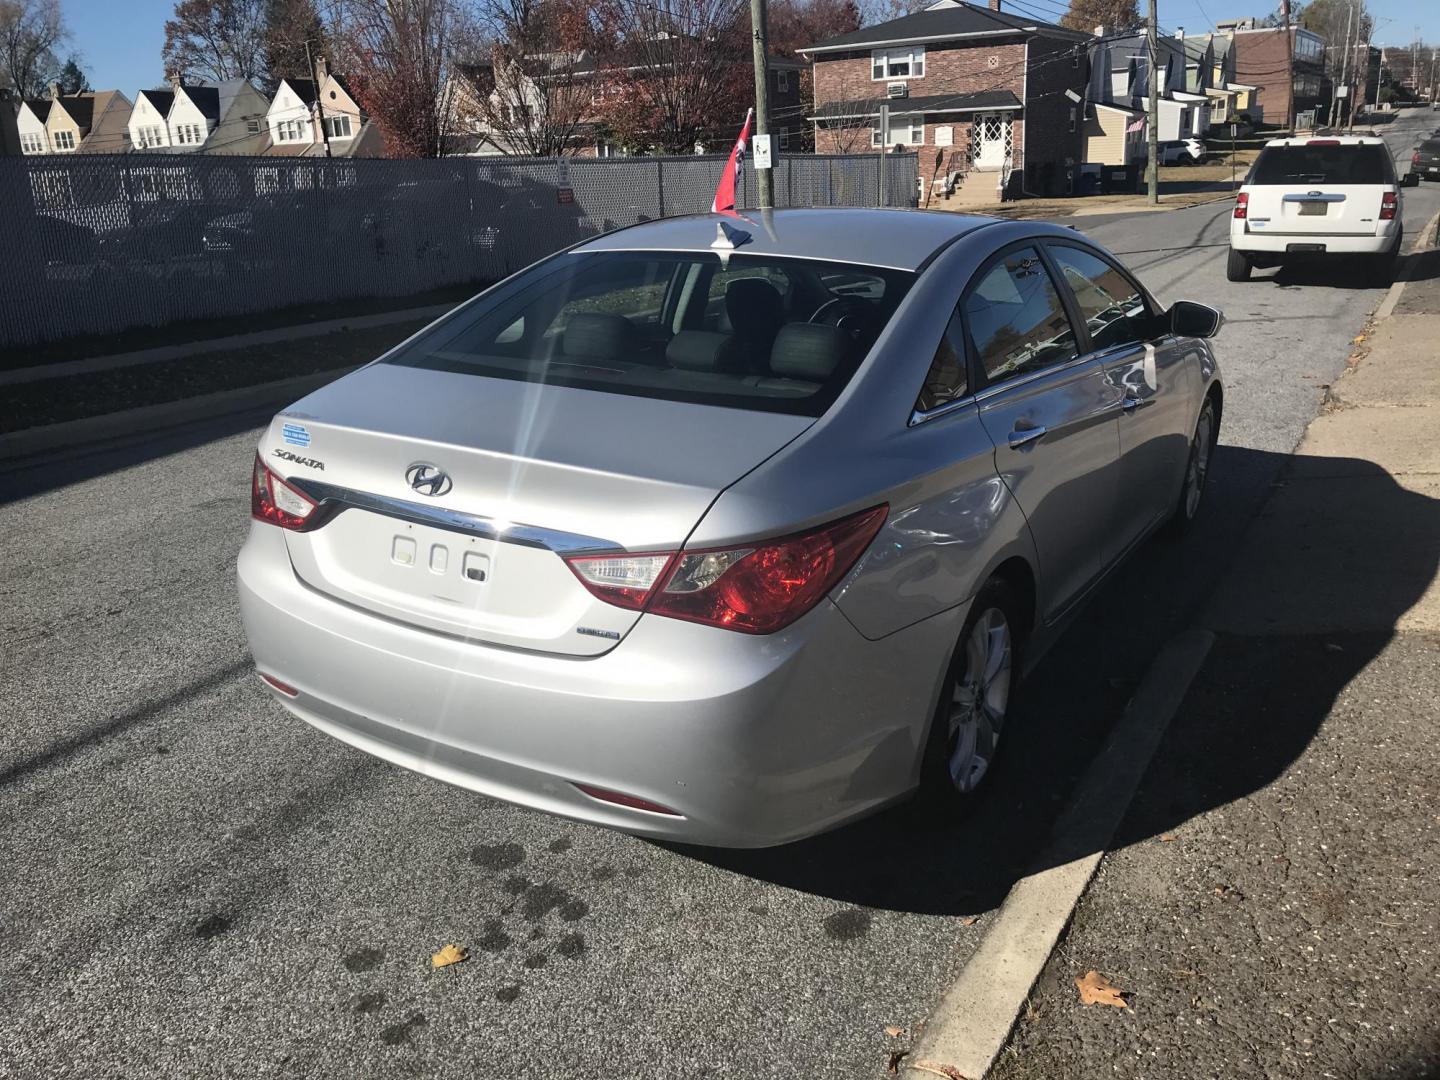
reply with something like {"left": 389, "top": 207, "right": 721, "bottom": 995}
{"left": 887, "top": 1049, "right": 909, "bottom": 1074}
{"left": 1159, "top": 834, "right": 1177, "bottom": 843}
{"left": 885, "top": 1025, "right": 906, "bottom": 1038}
{"left": 430, "top": 944, "right": 468, "bottom": 968}
{"left": 960, "top": 916, "right": 980, "bottom": 926}
{"left": 1212, "top": 884, "right": 1245, "bottom": 902}
{"left": 1353, "top": 334, "right": 1366, "bottom": 344}
{"left": 911, "top": 1061, "right": 970, "bottom": 1080}
{"left": 1075, "top": 970, "right": 1128, "bottom": 1008}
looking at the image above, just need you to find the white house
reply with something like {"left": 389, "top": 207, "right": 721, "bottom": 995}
{"left": 16, "top": 99, "right": 51, "bottom": 154}
{"left": 129, "top": 88, "right": 174, "bottom": 150}
{"left": 266, "top": 77, "right": 318, "bottom": 152}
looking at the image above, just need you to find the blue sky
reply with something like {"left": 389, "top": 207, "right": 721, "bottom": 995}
{"left": 66, "top": 0, "right": 1440, "bottom": 96}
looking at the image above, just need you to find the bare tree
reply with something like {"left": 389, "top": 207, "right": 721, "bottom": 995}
{"left": 811, "top": 57, "right": 878, "bottom": 153}
{"left": 264, "top": 0, "right": 329, "bottom": 89}
{"left": 449, "top": 0, "right": 605, "bottom": 155}
{"left": 590, "top": 0, "right": 749, "bottom": 154}
{"left": 338, "top": 0, "right": 455, "bottom": 157}
{"left": 163, "top": 0, "right": 268, "bottom": 83}
{"left": 0, "top": 0, "right": 67, "bottom": 99}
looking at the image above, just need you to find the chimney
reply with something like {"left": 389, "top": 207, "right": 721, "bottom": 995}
{"left": 48, "top": 82, "right": 61, "bottom": 99}
{"left": 169, "top": 71, "right": 183, "bottom": 90}
{"left": 1094, "top": 24, "right": 1106, "bottom": 36}
{"left": 315, "top": 55, "right": 329, "bottom": 84}
{"left": 988, "top": 0, "right": 1001, "bottom": 9}
{"left": 1176, "top": 26, "right": 1184, "bottom": 39}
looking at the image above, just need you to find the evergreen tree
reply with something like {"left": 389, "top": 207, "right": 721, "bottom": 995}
{"left": 263, "top": 0, "right": 327, "bottom": 91}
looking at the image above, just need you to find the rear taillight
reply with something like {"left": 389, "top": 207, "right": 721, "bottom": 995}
{"left": 1380, "top": 191, "right": 1397, "bottom": 221}
{"left": 1233, "top": 192, "right": 1248, "bottom": 219}
{"left": 566, "top": 506, "right": 888, "bottom": 635}
{"left": 1414, "top": 151, "right": 1422, "bottom": 166}
{"left": 251, "top": 454, "right": 319, "bottom": 531}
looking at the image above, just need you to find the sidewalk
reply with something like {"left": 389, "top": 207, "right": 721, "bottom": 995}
{"left": 988, "top": 255, "right": 1440, "bottom": 1075}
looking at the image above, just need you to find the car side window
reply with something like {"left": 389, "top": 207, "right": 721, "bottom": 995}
{"left": 915, "top": 310, "right": 968, "bottom": 413}
{"left": 963, "top": 247, "right": 1079, "bottom": 385}
{"left": 1046, "top": 244, "right": 1157, "bottom": 352}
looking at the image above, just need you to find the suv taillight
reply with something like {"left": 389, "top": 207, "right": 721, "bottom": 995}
{"left": 1380, "top": 191, "right": 1397, "bottom": 221}
{"left": 565, "top": 505, "right": 888, "bottom": 634}
{"left": 1233, "top": 192, "right": 1248, "bottom": 219}
{"left": 252, "top": 454, "right": 320, "bottom": 530}
{"left": 1413, "top": 151, "right": 1422, "bottom": 166}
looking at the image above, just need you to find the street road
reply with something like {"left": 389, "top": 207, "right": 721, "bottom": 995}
{"left": 2, "top": 109, "right": 1437, "bottom": 1080}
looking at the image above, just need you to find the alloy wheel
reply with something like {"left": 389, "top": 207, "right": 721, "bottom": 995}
{"left": 1184, "top": 407, "right": 1214, "bottom": 520}
{"left": 947, "top": 607, "right": 1012, "bottom": 794}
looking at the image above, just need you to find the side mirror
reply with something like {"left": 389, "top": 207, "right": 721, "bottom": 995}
{"left": 1170, "top": 299, "right": 1224, "bottom": 339}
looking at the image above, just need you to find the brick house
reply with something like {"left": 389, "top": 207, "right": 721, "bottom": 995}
{"left": 802, "top": 0, "right": 1088, "bottom": 199}
{"left": 1219, "top": 18, "right": 1330, "bottom": 128}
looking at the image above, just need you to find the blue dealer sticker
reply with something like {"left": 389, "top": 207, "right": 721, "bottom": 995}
{"left": 281, "top": 423, "right": 311, "bottom": 447}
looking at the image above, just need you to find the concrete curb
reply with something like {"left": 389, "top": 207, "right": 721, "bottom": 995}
{"left": 0, "top": 368, "right": 357, "bottom": 467}
{"left": 905, "top": 627, "right": 1215, "bottom": 1080}
{"left": 1375, "top": 207, "right": 1440, "bottom": 322}
{"left": 0, "top": 303, "right": 452, "bottom": 388}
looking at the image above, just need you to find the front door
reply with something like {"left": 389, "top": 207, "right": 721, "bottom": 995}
{"left": 971, "top": 112, "right": 1012, "bottom": 171}
{"left": 964, "top": 245, "right": 1123, "bottom": 620}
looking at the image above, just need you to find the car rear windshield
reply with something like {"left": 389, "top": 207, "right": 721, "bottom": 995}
{"left": 1249, "top": 143, "right": 1395, "bottom": 185}
{"left": 383, "top": 250, "right": 916, "bottom": 416}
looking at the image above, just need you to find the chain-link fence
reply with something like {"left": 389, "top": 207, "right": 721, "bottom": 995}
{"left": 0, "top": 151, "right": 917, "bottom": 349}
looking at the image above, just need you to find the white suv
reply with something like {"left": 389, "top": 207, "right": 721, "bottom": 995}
{"left": 1228, "top": 136, "right": 1404, "bottom": 282}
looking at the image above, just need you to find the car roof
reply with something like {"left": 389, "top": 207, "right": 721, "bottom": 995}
{"left": 1261, "top": 135, "right": 1386, "bottom": 147}
{"left": 573, "top": 208, "right": 1001, "bottom": 273}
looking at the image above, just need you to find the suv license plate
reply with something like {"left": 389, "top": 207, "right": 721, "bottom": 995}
{"left": 1298, "top": 201, "right": 1327, "bottom": 216}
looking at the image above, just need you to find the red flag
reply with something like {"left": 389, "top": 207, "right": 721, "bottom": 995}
{"left": 711, "top": 108, "right": 754, "bottom": 214}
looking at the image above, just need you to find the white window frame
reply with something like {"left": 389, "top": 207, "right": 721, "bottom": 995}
{"left": 21, "top": 132, "right": 46, "bottom": 153}
{"left": 871, "top": 112, "right": 924, "bottom": 147}
{"left": 246, "top": 119, "right": 262, "bottom": 135}
{"left": 871, "top": 46, "right": 925, "bottom": 81}
{"left": 53, "top": 130, "right": 76, "bottom": 151}
{"left": 276, "top": 118, "right": 306, "bottom": 143}
{"left": 324, "top": 114, "right": 352, "bottom": 138}
{"left": 776, "top": 69, "right": 790, "bottom": 93}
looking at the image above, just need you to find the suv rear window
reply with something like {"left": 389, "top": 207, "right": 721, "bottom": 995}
{"left": 384, "top": 251, "right": 916, "bottom": 417}
{"left": 1249, "top": 144, "right": 1395, "bottom": 185}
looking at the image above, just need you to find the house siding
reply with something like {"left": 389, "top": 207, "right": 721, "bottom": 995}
{"left": 45, "top": 109, "right": 81, "bottom": 153}
{"left": 1082, "top": 108, "right": 1128, "bottom": 165}
{"left": 211, "top": 83, "right": 271, "bottom": 156}
{"left": 167, "top": 91, "right": 213, "bottom": 150}
{"left": 1022, "top": 34, "right": 1082, "bottom": 193}
{"left": 16, "top": 104, "right": 48, "bottom": 153}
{"left": 129, "top": 94, "right": 171, "bottom": 149}
{"left": 80, "top": 92, "right": 132, "bottom": 153}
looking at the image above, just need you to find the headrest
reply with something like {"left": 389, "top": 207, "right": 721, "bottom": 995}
{"left": 665, "top": 330, "right": 740, "bottom": 372}
{"left": 724, "top": 278, "right": 785, "bottom": 340}
{"left": 563, "top": 313, "right": 633, "bottom": 360}
{"left": 768, "top": 323, "right": 851, "bottom": 382}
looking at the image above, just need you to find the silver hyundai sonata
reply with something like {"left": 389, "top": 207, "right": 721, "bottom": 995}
{"left": 238, "top": 208, "right": 1223, "bottom": 847}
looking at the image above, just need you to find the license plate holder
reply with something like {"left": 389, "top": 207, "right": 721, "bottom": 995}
{"left": 1286, "top": 242, "right": 1326, "bottom": 253}
{"left": 1298, "top": 201, "right": 1327, "bottom": 216}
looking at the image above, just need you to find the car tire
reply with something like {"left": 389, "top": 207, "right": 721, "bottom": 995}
{"left": 1163, "top": 395, "right": 1219, "bottom": 537}
{"left": 917, "top": 578, "right": 1024, "bottom": 813}
{"left": 1226, "top": 248, "right": 1252, "bottom": 282}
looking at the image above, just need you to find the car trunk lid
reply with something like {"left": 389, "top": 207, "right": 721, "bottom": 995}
{"left": 1243, "top": 141, "right": 1396, "bottom": 237}
{"left": 261, "top": 363, "right": 812, "bottom": 656}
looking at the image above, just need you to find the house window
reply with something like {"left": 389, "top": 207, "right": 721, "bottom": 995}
{"left": 776, "top": 69, "right": 790, "bottom": 93}
{"left": 871, "top": 113, "right": 923, "bottom": 147}
{"left": 175, "top": 123, "right": 205, "bottom": 145}
{"left": 1069, "top": 106, "right": 1077, "bottom": 132}
{"left": 246, "top": 119, "right": 261, "bottom": 135}
{"left": 323, "top": 114, "right": 352, "bottom": 138}
{"left": 137, "top": 124, "right": 164, "bottom": 147}
{"left": 52, "top": 130, "right": 76, "bottom": 151}
{"left": 871, "top": 46, "right": 925, "bottom": 80}
{"left": 596, "top": 141, "right": 619, "bottom": 157}
{"left": 778, "top": 129, "right": 790, "bottom": 150}
{"left": 21, "top": 132, "right": 46, "bottom": 153}
{"left": 276, "top": 118, "right": 306, "bottom": 142}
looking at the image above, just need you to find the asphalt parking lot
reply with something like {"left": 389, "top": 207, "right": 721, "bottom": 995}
{"left": 2, "top": 113, "right": 1438, "bottom": 1079}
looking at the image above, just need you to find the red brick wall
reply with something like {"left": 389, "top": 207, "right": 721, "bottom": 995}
{"left": 1232, "top": 30, "right": 1289, "bottom": 126}
{"left": 1023, "top": 34, "right": 1085, "bottom": 192}
{"left": 813, "top": 42, "right": 1028, "bottom": 108}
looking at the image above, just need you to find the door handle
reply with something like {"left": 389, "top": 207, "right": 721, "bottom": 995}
{"left": 1121, "top": 395, "right": 1154, "bottom": 412}
{"left": 1008, "top": 425, "right": 1047, "bottom": 449}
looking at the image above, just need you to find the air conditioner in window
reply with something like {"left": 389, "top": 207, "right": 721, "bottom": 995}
{"left": 887, "top": 82, "right": 909, "bottom": 98}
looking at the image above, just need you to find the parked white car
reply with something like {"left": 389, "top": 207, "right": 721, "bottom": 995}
{"left": 1158, "top": 138, "right": 1208, "bottom": 166}
{"left": 1227, "top": 136, "right": 1405, "bottom": 282}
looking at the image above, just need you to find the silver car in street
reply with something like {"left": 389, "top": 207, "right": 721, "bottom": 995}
{"left": 238, "top": 208, "right": 1223, "bottom": 848}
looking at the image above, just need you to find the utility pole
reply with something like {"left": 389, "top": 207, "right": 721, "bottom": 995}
{"left": 305, "top": 39, "right": 333, "bottom": 160}
{"left": 1146, "top": 0, "right": 1159, "bottom": 205}
{"left": 1283, "top": 0, "right": 1295, "bottom": 131}
{"left": 748, "top": 0, "right": 774, "bottom": 209}
{"left": 1337, "top": 1, "right": 1353, "bottom": 126}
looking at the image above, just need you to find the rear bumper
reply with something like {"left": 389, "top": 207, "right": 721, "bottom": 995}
{"left": 237, "top": 523, "right": 962, "bottom": 847}
{"left": 1230, "top": 223, "right": 1399, "bottom": 256}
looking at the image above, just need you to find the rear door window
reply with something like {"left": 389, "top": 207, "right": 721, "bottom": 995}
{"left": 1249, "top": 144, "right": 1394, "bottom": 185}
{"left": 963, "top": 246, "right": 1080, "bottom": 386}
